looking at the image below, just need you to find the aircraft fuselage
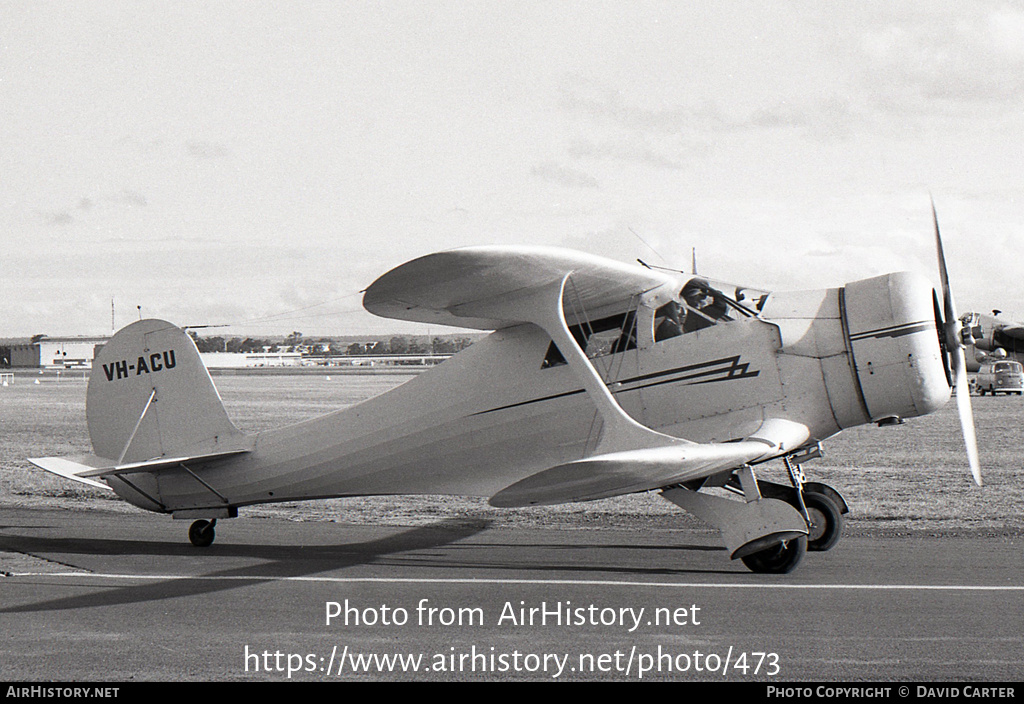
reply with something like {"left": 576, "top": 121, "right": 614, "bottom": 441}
{"left": 106, "top": 271, "right": 949, "bottom": 516}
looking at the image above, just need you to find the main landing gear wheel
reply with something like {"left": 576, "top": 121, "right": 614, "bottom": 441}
{"left": 802, "top": 491, "right": 843, "bottom": 552}
{"left": 188, "top": 519, "right": 216, "bottom": 547}
{"left": 740, "top": 535, "right": 806, "bottom": 574}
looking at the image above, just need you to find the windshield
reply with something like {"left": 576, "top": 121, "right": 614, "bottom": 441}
{"left": 654, "top": 277, "right": 769, "bottom": 342}
{"left": 542, "top": 275, "right": 773, "bottom": 368}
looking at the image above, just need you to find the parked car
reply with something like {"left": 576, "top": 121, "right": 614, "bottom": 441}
{"left": 976, "top": 360, "right": 1024, "bottom": 396}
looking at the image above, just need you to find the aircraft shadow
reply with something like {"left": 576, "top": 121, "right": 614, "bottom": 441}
{"left": 1, "top": 520, "right": 743, "bottom": 614}
{"left": 455, "top": 541, "right": 726, "bottom": 552}
{"left": 388, "top": 540, "right": 737, "bottom": 578}
{"left": 0, "top": 518, "right": 491, "bottom": 614}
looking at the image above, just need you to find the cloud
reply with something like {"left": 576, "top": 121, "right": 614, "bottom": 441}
{"left": 556, "top": 74, "right": 866, "bottom": 155}
{"left": 116, "top": 189, "right": 148, "bottom": 207}
{"left": 558, "top": 77, "right": 706, "bottom": 134}
{"left": 186, "top": 140, "right": 232, "bottom": 159}
{"left": 554, "top": 77, "right": 718, "bottom": 169}
{"left": 530, "top": 162, "right": 600, "bottom": 189}
{"left": 36, "top": 189, "right": 149, "bottom": 228}
{"left": 566, "top": 136, "right": 695, "bottom": 170}
{"left": 46, "top": 210, "right": 74, "bottom": 226}
{"left": 858, "top": 5, "right": 1024, "bottom": 114}
{"left": 560, "top": 222, "right": 659, "bottom": 265}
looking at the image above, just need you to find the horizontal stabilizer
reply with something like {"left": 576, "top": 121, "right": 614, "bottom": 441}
{"left": 29, "top": 448, "right": 251, "bottom": 486}
{"left": 78, "top": 449, "right": 251, "bottom": 478}
{"left": 26, "top": 456, "right": 114, "bottom": 491}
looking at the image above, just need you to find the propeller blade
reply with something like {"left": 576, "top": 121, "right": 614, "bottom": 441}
{"left": 932, "top": 198, "right": 958, "bottom": 350}
{"left": 932, "top": 199, "right": 982, "bottom": 486}
{"left": 954, "top": 354, "right": 982, "bottom": 486}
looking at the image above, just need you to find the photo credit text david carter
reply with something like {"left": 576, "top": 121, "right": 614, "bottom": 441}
{"left": 242, "top": 598, "right": 783, "bottom": 679}
{"left": 766, "top": 686, "right": 1015, "bottom": 699}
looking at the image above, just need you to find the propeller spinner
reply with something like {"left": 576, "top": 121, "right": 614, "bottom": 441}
{"left": 932, "top": 199, "right": 982, "bottom": 486}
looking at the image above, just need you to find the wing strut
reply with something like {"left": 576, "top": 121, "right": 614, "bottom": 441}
{"left": 529, "top": 275, "right": 690, "bottom": 454}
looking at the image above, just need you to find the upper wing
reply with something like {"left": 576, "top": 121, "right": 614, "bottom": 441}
{"left": 363, "top": 245, "right": 679, "bottom": 330}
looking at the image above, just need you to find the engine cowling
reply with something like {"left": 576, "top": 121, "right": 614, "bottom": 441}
{"left": 842, "top": 272, "right": 950, "bottom": 423}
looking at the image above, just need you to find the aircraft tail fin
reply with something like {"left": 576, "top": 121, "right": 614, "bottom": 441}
{"left": 86, "top": 319, "right": 249, "bottom": 464}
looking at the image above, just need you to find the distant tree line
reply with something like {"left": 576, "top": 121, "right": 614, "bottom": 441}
{"left": 188, "top": 331, "right": 475, "bottom": 356}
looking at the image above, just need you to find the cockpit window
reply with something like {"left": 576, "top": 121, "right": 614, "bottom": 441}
{"left": 653, "top": 278, "right": 764, "bottom": 342}
{"left": 680, "top": 279, "right": 733, "bottom": 332}
{"left": 542, "top": 276, "right": 772, "bottom": 367}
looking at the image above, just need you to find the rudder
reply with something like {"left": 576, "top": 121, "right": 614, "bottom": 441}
{"left": 88, "top": 319, "right": 248, "bottom": 462}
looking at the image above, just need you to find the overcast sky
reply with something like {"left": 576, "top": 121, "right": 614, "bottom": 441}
{"left": 3, "top": 1, "right": 1023, "bottom": 337}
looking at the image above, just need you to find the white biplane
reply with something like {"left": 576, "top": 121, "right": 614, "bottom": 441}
{"left": 29, "top": 208, "right": 980, "bottom": 573}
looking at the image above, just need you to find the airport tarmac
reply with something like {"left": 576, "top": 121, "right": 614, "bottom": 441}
{"left": 0, "top": 506, "right": 1021, "bottom": 682}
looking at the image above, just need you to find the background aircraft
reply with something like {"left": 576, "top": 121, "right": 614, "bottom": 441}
{"left": 960, "top": 310, "right": 1024, "bottom": 371}
{"left": 28, "top": 210, "right": 980, "bottom": 575}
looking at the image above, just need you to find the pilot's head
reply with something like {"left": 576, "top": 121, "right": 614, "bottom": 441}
{"left": 682, "top": 280, "right": 712, "bottom": 308}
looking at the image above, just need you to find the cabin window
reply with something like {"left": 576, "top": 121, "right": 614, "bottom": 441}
{"left": 542, "top": 310, "right": 637, "bottom": 368}
{"left": 654, "top": 301, "right": 683, "bottom": 342}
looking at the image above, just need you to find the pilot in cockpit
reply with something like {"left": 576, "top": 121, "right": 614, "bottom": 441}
{"left": 681, "top": 279, "right": 730, "bottom": 332}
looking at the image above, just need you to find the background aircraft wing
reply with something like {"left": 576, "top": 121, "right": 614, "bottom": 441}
{"left": 997, "top": 323, "right": 1024, "bottom": 340}
{"left": 363, "top": 245, "right": 678, "bottom": 330}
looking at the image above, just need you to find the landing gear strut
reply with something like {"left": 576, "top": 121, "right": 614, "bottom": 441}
{"left": 188, "top": 519, "right": 217, "bottom": 547}
{"left": 735, "top": 449, "right": 847, "bottom": 556}
{"left": 782, "top": 455, "right": 844, "bottom": 552}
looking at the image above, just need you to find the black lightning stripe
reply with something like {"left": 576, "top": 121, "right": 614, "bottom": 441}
{"left": 473, "top": 355, "right": 760, "bottom": 416}
{"left": 849, "top": 320, "right": 935, "bottom": 342}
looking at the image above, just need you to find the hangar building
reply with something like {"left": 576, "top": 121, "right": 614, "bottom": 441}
{"left": 0, "top": 336, "right": 109, "bottom": 369}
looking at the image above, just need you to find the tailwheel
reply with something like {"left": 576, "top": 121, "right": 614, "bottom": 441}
{"left": 188, "top": 519, "right": 216, "bottom": 547}
{"left": 740, "top": 535, "right": 806, "bottom": 574}
{"left": 803, "top": 491, "right": 843, "bottom": 552}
